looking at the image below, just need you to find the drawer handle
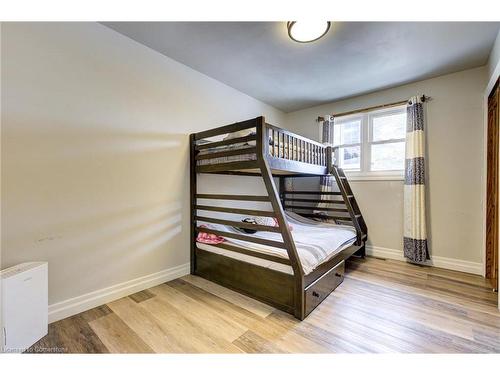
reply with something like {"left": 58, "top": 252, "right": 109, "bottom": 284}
{"left": 312, "top": 291, "right": 320, "bottom": 298}
{"left": 335, "top": 273, "right": 342, "bottom": 278}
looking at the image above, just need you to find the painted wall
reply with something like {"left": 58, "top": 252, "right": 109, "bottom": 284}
{"left": 1, "top": 23, "right": 285, "bottom": 312}
{"left": 487, "top": 29, "right": 500, "bottom": 87}
{"left": 285, "top": 67, "right": 488, "bottom": 269}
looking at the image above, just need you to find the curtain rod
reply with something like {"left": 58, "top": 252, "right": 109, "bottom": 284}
{"left": 317, "top": 95, "right": 428, "bottom": 122}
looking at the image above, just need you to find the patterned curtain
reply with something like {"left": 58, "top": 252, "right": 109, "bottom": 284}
{"left": 404, "top": 96, "right": 430, "bottom": 263}
{"left": 319, "top": 116, "right": 335, "bottom": 209}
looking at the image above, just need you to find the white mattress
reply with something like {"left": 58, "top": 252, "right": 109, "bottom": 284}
{"left": 197, "top": 211, "right": 356, "bottom": 275}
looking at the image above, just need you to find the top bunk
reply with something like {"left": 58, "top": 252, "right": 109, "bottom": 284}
{"left": 190, "top": 116, "right": 330, "bottom": 176}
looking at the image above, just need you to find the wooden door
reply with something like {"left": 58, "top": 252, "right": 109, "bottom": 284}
{"left": 486, "top": 78, "right": 499, "bottom": 291}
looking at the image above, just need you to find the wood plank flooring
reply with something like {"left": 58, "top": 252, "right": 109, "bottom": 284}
{"left": 27, "top": 257, "right": 500, "bottom": 353}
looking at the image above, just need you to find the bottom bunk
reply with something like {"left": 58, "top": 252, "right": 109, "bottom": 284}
{"left": 190, "top": 116, "right": 367, "bottom": 320}
{"left": 193, "top": 211, "right": 365, "bottom": 319}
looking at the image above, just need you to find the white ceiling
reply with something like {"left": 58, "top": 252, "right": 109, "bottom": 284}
{"left": 103, "top": 22, "right": 500, "bottom": 112}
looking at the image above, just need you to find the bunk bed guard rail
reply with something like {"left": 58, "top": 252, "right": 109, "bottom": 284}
{"left": 193, "top": 117, "right": 333, "bottom": 172}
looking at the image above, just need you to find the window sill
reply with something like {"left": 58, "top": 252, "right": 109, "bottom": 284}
{"left": 343, "top": 174, "right": 404, "bottom": 181}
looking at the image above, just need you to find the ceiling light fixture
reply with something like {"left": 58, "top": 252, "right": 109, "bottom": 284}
{"left": 287, "top": 21, "right": 331, "bottom": 43}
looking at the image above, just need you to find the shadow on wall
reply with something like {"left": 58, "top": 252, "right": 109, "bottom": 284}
{"left": 1, "top": 126, "right": 190, "bottom": 302}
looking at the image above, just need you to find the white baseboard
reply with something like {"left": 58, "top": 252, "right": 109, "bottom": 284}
{"left": 366, "top": 246, "right": 405, "bottom": 262}
{"left": 366, "top": 245, "right": 483, "bottom": 276}
{"left": 48, "top": 263, "right": 190, "bottom": 323}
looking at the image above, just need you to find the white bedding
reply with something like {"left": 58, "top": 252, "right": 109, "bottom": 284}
{"left": 197, "top": 211, "right": 356, "bottom": 275}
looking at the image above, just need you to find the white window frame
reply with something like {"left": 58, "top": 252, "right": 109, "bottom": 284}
{"left": 330, "top": 114, "right": 363, "bottom": 172}
{"left": 321, "top": 105, "right": 406, "bottom": 181}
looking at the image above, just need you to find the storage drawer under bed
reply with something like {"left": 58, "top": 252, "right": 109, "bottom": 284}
{"left": 304, "top": 260, "right": 345, "bottom": 317}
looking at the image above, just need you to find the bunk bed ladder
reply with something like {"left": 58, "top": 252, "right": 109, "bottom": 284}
{"left": 331, "top": 166, "right": 367, "bottom": 247}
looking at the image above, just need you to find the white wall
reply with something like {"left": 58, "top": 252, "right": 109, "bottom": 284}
{"left": 487, "top": 30, "right": 500, "bottom": 90}
{"left": 285, "top": 67, "right": 488, "bottom": 273}
{"left": 0, "top": 22, "right": 285, "bottom": 320}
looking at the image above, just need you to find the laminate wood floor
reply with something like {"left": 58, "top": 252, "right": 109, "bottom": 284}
{"left": 28, "top": 257, "right": 500, "bottom": 353}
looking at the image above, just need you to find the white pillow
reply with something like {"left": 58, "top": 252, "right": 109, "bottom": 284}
{"left": 223, "top": 129, "right": 256, "bottom": 141}
{"left": 254, "top": 216, "right": 277, "bottom": 227}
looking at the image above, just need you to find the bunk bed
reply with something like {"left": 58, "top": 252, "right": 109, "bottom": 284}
{"left": 190, "top": 116, "right": 367, "bottom": 320}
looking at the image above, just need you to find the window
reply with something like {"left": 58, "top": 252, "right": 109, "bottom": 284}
{"left": 325, "top": 106, "right": 407, "bottom": 180}
{"left": 333, "top": 118, "right": 361, "bottom": 170}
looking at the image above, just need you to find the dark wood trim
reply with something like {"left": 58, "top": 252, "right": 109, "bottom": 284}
{"left": 194, "top": 117, "right": 259, "bottom": 141}
{"left": 196, "top": 134, "right": 256, "bottom": 150}
{"left": 196, "top": 194, "right": 270, "bottom": 202}
{"left": 486, "top": 78, "right": 499, "bottom": 291}
{"left": 201, "top": 170, "right": 263, "bottom": 177}
{"left": 267, "top": 157, "right": 327, "bottom": 175}
{"left": 284, "top": 191, "right": 343, "bottom": 195}
{"left": 197, "top": 243, "right": 291, "bottom": 265}
{"left": 279, "top": 176, "right": 285, "bottom": 207}
{"left": 196, "top": 160, "right": 259, "bottom": 173}
{"left": 190, "top": 133, "right": 197, "bottom": 274}
{"left": 284, "top": 198, "right": 346, "bottom": 204}
{"left": 299, "top": 213, "right": 356, "bottom": 221}
{"left": 195, "top": 204, "right": 275, "bottom": 217}
{"left": 195, "top": 215, "right": 281, "bottom": 233}
{"left": 332, "top": 166, "right": 364, "bottom": 245}
{"left": 202, "top": 171, "right": 333, "bottom": 177}
{"left": 284, "top": 205, "right": 349, "bottom": 213}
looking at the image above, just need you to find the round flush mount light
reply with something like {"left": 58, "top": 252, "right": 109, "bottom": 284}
{"left": 287, "top": 21, "right": 331, "bottom": 43}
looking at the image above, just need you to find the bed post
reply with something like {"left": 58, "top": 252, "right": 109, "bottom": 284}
{"left": 256, "top": 117, "right": 305, "bottom": 320}
{"left": 190, "top": 133, "right": 197, "bottom": 274}
{"left": 279, "top": 177, "right": 285, "bottom": 207}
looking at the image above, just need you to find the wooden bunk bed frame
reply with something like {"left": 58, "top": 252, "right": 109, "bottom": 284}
{"left": 190, "top": 116, "right": 367, "bottom": 320}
